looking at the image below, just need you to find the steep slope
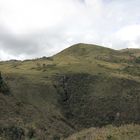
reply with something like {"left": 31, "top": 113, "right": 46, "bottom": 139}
{"left": 0, "top": 73, "right": 74, "bottom": 139}
{"left": 54, "top": 73, "right": 140, "bottom": 129}
{"left": 0, "top": 43, "right": 140, "bottom": 139}
{"left": 0, "top": 73, "right": 75, "bottom": 139}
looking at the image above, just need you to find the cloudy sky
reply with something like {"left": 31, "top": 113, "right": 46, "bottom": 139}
{"left": 0, "top": 0, "right": 140, "bottom": 60}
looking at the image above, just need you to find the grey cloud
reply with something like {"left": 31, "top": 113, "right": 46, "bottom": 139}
{"left": 0, "top": 27, "right": 45, "bottom": 59}
{"left": 0, "top": 0, "right": 140, "bottom": 60}
{"left": 0, "top": 26, "right": 74, "bottom": 60}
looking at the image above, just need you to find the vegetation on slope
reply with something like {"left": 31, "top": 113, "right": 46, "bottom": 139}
{"left": 54, "top": 73, "right": 140, "bottom": 129}
{"left": 65, "top": 124, "right": 140, "bottom": 140}
{"left": 0, "top": 43, "right": 140, "bottom": 139}
{"left": 0, "top": 72, "right": 10, "bottom": 95}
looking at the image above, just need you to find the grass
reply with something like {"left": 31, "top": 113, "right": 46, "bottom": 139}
{"left": 65, "top": 124, "right": 140, "bottom": 140}
{"left": 0, "top": 43, "right": 140, "bottom": 139}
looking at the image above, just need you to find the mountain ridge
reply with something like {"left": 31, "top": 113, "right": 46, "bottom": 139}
{"left": 1, "top": 43, "right": 140, "bottom": 62}
{"left": 0, "top": 43, "right": 140, "bottom": 139}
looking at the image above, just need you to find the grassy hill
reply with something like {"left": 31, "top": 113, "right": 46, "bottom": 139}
{"left": 0, "top": 43, "right": 140, "bottom": 139}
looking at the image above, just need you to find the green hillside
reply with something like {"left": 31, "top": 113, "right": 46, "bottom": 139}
{"left": 65, "top": 124, "right": 140, "bottom": 140}
{"left": 0, "top": 43, "right": 140, "bottom": 139}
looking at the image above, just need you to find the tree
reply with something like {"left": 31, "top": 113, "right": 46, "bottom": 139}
{"left": 0, "top": 72, "right": 10, "bottom": 95}
{"left": 0, "top": 71, "right": 3, "bottom": 86}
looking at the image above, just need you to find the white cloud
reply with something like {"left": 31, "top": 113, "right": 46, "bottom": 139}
{"left": 0, "top": 0, "right": 140, "bottom": 60}
{"left": 116, "top": 25, "right": 140, "bottom": 41}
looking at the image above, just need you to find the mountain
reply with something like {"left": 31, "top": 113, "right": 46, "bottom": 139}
{"left": 0, "top": 43, "right": 140, "bottom": 139}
